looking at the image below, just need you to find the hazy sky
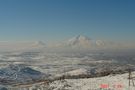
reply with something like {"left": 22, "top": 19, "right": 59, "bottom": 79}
{"left": 0, "top": 0, "right": 135, "bottom": 43}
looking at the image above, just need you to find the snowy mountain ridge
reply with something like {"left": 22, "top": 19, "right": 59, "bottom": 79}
{"left": 0, "top": 35, "right": 128, "bottom": 51}
{"left": 50, "top": 35, "right": 106, "bottom": 49}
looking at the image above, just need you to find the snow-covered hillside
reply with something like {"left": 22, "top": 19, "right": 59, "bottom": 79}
{"left": 0, "top": 64, "right": 50, "bottom": 85}
{"left": 49, "top": 72, "right": 135, "bottom": 90}
{"left": 0, "top": 68, "right": 134, "bottom": 90}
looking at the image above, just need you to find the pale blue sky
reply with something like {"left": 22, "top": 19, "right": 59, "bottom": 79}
{"left": 0, "top": 0, "right": 135, "bottom": 43}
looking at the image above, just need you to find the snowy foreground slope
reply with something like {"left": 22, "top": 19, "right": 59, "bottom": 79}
{"left": 0, "top": 70, "right": 135, "bottom": 90}
{"left": 49, "top": 72, "right": 135, "bottom": 90}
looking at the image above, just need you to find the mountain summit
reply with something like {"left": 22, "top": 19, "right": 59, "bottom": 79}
{"left": 66, "top": 35, "right": 93, "bottom": 48}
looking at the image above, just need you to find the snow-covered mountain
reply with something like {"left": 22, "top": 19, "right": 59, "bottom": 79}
{"left": 52, "top": 35, "right": 105, "bottom": 49}
{"left": 66, "top": 35, "right": 93, "bottom": 48}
